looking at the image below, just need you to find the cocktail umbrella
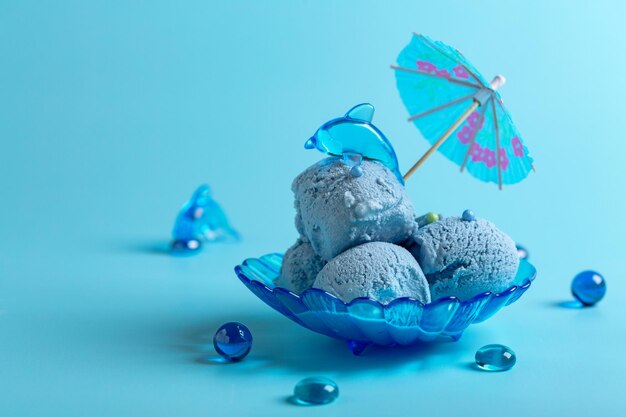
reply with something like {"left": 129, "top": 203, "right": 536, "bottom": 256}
{"left": 392, "top": 33, "right": 534, "bottom": 189}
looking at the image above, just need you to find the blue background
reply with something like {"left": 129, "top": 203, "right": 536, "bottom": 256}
{"left": 1, "top": 1, "right": 625, "bottom": 415}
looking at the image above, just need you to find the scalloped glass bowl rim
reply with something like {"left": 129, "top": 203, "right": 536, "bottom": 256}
{"left": 234, "top": 253, "right": 537, "bottom": 347}
{"left": 236, "top": 253, "right": 536, "bottom": 308}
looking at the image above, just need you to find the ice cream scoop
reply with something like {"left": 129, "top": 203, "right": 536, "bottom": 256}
{"left": 313, "top": 242, "right": 431, "bottom": 304}
{"left": 408, "top": 216, "right": 519, "bottom": 301}
{"left": 276, "top": 239, "right": 326, "bottom": 294}
{"left": 293, "top": 158, "right": 415, "bottom": 261}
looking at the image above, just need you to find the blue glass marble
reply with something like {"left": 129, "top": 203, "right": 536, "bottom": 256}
{"left": 571, "top": 270, "right": 606, "bottom": 306}
{"left": 516, "top": 244, "right": 529, "bottom": 260}
{"left": 213, "top": 322, "right": 252, "bottom": 361}
{"left": 305, "top": 103, "right": 405, "bottom": 184}
{"left": 171, "top": 184, "right": 240, "bottom": 254}
{"left": 461, "top": 209, "right": 476, "bottom": 221}
{"left": 293, "top": 377, "right": 339, "bottom": 405}
{"left": 475, "top": 344, "right": 516, "bottom": 371}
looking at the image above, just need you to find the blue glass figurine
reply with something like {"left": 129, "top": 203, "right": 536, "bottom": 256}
{"left": 171, "top": 184, "right": 240, "bottom": 253}
{"left": 305, "top": 103, "right": 404, "bottom": 184}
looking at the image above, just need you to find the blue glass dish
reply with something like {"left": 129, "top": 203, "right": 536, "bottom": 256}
{"left": 234, "top": 254, "right": 537, "bottom": 354}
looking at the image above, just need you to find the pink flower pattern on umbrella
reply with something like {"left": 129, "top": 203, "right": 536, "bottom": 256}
{"left": 456, "top": 111, "right": 483, "bottom": 144}
{"left": 452, "top": 65, "right": 470, "bottom": 79}
{"left": 511, "top": 136, "right": 524, "bottom": 157}
{"left": 415, "top": 60, "right": 466, "bottom": 80}
{"left": 499, "top": 148, "right": 509, "bottom": 171}
{"left": 470, "top": 142, "right": 483, "bottom": 162}
{"left": 454, "top": 110, "right": 513, "bottom": 171}
{"left": 417, "top": 61, "right": 435, "bottom": 72}
{"left": 464, "top": 141, "right": 509, "bottom": 171}
{"left": 467, "top": 111, "right": 484, "bottom": 129}
{"left": 457, "top": 126, "right": 473, "bottom": 144}
{"left": 483, "top": 148, "right": 496, "bottom": 168}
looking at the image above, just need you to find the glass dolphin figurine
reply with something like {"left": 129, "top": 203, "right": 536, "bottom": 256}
{"left": 304, "top": 103, "right": 404, "bottom": 184}
{"left": 171, "top": 184, "right": 240, "bottom": 253}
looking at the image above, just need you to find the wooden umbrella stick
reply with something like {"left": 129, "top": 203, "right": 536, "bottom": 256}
{"left": 403, "top": 100, "right": 479, "bottom": 181}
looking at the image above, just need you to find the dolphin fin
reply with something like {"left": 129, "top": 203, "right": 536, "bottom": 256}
{"left": 345, "top": 103, "right": 375, "bottom": 123}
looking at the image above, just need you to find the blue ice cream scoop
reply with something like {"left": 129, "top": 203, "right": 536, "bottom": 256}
{"left": 314, "top": 242, "right": 431, "bottom": 304}
{"left": 305, "top": 103, "right": 404, "bottom": 184}
{"left": 408, "top": 216, "right": 519, "bottom": 301}
{"left": 293, "top": 158, "right": 415, "bottom": 261}
{"left": 276, "top": 239, "right": 326, "bottom": 294}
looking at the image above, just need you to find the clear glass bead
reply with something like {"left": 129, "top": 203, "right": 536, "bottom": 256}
{"left": 475, "top": 344, "right": 516, "bottom": 371}
{"left": 293, "top": 377, "right": 339, "bottom": 405}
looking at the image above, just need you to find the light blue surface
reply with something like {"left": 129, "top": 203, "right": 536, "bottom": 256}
{"left": 1, "top": 1, "right": 625, "bottom": 416}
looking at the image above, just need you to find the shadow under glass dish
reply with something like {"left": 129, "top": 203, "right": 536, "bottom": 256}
{"left": 235, "top": 253, "right": 536, "bottom": 355}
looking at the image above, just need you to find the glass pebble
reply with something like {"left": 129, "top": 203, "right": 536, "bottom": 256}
{"left": 213, "top": 322, "right": 252, "bottom": 361}
{"left": 571, "top": 270, "right": 606, "bottom": 306}
{"left": 293, "top": 377, "right": 339, "bottom": 405}
{"left": 425, "top": 212, "right": 440, "bottom": 224}
{"left": 516, "top": 244, "right": 529, "bottom": 260}
{"left": 475, "top": 344, "right": 516, "bottom": 371}
{"left": 461, "top": 209, "right": 475, "bottom": 221}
